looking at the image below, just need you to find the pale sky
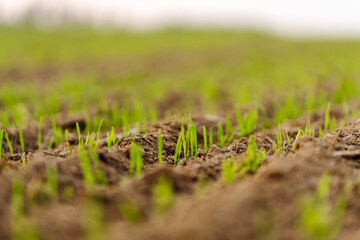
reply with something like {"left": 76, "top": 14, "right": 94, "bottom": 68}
{"left": 1, "top": 0, "right": 360, "bottom": 37}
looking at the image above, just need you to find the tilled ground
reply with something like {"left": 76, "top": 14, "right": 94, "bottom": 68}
{"left": 1, "top": 111, "right": 360, "bottom": 240}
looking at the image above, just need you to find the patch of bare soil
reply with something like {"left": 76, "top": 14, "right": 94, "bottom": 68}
{"left": 1, "top": 112, "right": 360, "bottom": 240}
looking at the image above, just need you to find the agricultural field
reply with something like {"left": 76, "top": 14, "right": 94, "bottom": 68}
{"left": 1, "top": 25, "right": 360, "bottom": 240}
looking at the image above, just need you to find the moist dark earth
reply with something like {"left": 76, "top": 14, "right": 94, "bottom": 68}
{"left": 1, "top": 107, "right": 360, "bottom": 240}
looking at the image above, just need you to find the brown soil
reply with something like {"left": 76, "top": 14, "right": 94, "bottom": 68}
{"left": 1, "top": 111, "right": 360, "bottom": 240}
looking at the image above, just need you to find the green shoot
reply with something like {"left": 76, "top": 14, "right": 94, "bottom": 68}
{"left": 158, "top": 131, "right": 163, "bottom": 164}
{"left": 225, "top": 114, "right": 234, "bottom": 144}
{"left": 244, "top": 135, "right": 265, "bottom": 173}
{"left": 285, "top": 129, "right": 290, "bottom": 144}
{"left": 298, "top": 172, "right": 350, "bottom": 240}
{"left": 324, "top": 103, "right": 331, "bottom": 134}
{"left": 38, "top": 116, "right": 43, "bottom": 150}
{"left": 330, "top": 117, "right": 337, "bottom": 131}
{"left": 203, "top": 126, "right": 208, "bottom": 153}
{"left": 11, "top": 175, "right": 37, "bottom": 240}
{"left": 304, "top": 118, "right": 314, "bottom": 137}
{"left": 4, "top": 130, "right": 14, "bottom": 155}
{"left": 191, "top": 125, "right": 197, "bottom": 157}
{"left": 51, "top": 115, "right": 63, "bottom": 146}
{"left": 129, "top": 142, "right": 143, "bottom": 179}
{"left": 95, "top": 118, "right": 103, "bottom": 147}
{"left": 236, "top": 109, "right": 258, "bottom": 137}
{"left": 0, "top": 129, "right": 3, "bottom": 160}
{"left": 118, "top": 200, "right": 143, "bottom": 224}
{"left": 107, "top": 127, "right": 116, "bottom": 148}
{"left": 218, "top": 123, "right": 224, "bottom": 148}
{"left": 292, "top": 128, "right": 302, "bottom": 152}
{"left": 173, "top": 133, "right": 182, "bottom": 166}
{"left": 82, "top": 198, "right": 105, "bottom": 240}
{"left": 65, "top": 129, "right": 70, "bottom": 156}
{"left": 153, "top": 175, "right": 174, "bottom": 214}
{"left": 88, "top": 145, "right": 108, "bottom": 185}
{"left": 209, "top": 128, "right": 213, "bottom": 147}
{"left": 18, "top": 126, "right": 25, "bottom": 153}
{"left": 222, "top": 159, "right": 236, "bottom": 184}
{"left": 62, "top": 185, "right": 74, "bottom": 202}
{"left": 78, "top": 148, "right": 95, "bottom": 188}
{"left": 76, "top": 122, "right": 83, "bottom": 147}
{"left": 273, "top": 126, "right": 283, "bottom": 155}
{"left": 46, "top": 164, "right": 58, "bottom": 201}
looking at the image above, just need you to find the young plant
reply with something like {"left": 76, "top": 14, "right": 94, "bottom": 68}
{"left": 65, "top": 129, "right": 70, "bottom": 156}
{"left": 18, "top": 126, "right": 25, "bottom": 153}
{"left": 203, "top": 126, "right": 208, "bottom": 153}
{"left": 78, "top": 148, "right": 95, "bottom": 188}
{"left": 95, "top": 118, "right": 103, "bottom": 147}
{"left": 38, "top": 116, "right": 43, "bottom": 150}
{"left": 152, "top": 175, "right": 174, "bottom": 214}
{"left": 4, "top": 130, "right": 14, "bottom": 155}
{"left": 173, "top": 133, "right": 182, "bottom": 166}
{"left": 218, "top": 123, "right": 225, "bottom": 148}
{"left": 324, "top": 103, "right": 331, "bottom": 135}
{"left": 222, "top": 159, "right": 237, "bottom": 184}
{"left": 51, "top": 115, "right": 63, "bottom": 146}
{"left": 298, "top": 172, "right": 349, "bottom": 240}
{"left": 76, "top": 122, "right": 83, "bottom": 147}
{"left": 245, "top": 135, "right": 266, "bottom": 173}
{"left": 106, "top": 127, "right": 117, "bottom": 148}
{"left": 273, "top": 126, "right": 283, "bottom": 155}
{"left": 209, "top": 128, "right": 213, "bottom": 147}
{"left": 292, "top": 127, "right": 302, "bottom": 152}
{"left": 0, "top": 129, "right": 3, "bottom": 160}
{"left": 88, "top": 145, "right": 108, "bottom": 186}
{"left": 11, "top": 175, "right": 38, "bottom": 240}
{"left": 225, "top": 114, "right": 234, "bottom": 144}
{"left": 129, "top": 142, "right": 143, "bottom": 179}
{"left": 46, "top": 164, "right": 58, "bottom": 201}
{"left": 236, "top": 109, "right": 258, "bottom": 137}
{"left": 158, "top": 131, "right": 163, "bottom": 164}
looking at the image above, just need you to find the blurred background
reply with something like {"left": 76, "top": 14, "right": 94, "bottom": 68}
{"left": 0, "top": 0, "right": 360, "bottom": 131}
{"left": 2, "top": 0, "right": 360, "bottom": 37}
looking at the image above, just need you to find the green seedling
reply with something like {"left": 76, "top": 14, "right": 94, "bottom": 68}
{"left": 65, "top": 129, "right": 70, "bottom": 156}
{"left": 88, "top": 145, "right": 108, "bottom": 185}
{"left": 153, "top": 175, "right": 174, "bottom": 214}
{"left": 173, "top": 133, "right": 182, "bottom": 166}
{"left": 292, "top": 127, "right": 302, "bottom": 152}
{"left": 209, "top": 128, "right": 213, "bottom": 147}
{"left": 273, "top": 126, "right": 283, "bottom": 155}
{"left": 4, "top": 130, "right": 14, "bottom": 155}
{"left": 129, "top": 142, "right": 143, "bottom": 178}
{"left": 286, "top": 129, "right": 290, "bottom": 144}
{"left": 222, "top": 159, "right": 237, "bottom": 184}
{"left": 324, "top": 103, "right": 331, "bottom": 134}
{"left": 82, "top": 198, "right": 106, "bottom": 240}
{"left": 106, "top": 127, "right": 117, "bottom": 148}
{"left": 95, "top": 118, "right": 103, "bottom": 147}
{"left": 51, "top": 115, "right": 63, "bottom": 146}
{"left": 218, "top": 123, "right": 224, "bottom": 148}
{"left": 11, "top": 175, "right": 37, "bottom": 240}
{"left": 203, "top": 126, "right": 208, "bottom": 153}
{"left": 18, "top": 126, "right": 25, "bottom": 153}
{"left": 118, "top": 200, "right": 143, "bottom": 224}
{"left": 158, "top": 131, "right": 163, "bottom": 164}
{"left": 298, "top": 172, "right": 350, "bottom": 240}
{"left": 304, "top": 119, "right": 314, "bottom": 137}
{"left": 236, "top": 109, "right": 258, "bottom": 137}
{"left": 62, "top": 185, "right": 74, "bottom": 202}
{"left": 76, "top": 122, "right": 83, "bottom": 147}
{"left": 38, "top": 116, "right": 43, "bottom": 150}
{"left": 245, "top": 136, "right": 266, "bottom": 173}
{"left": 225, "top": 114, "right": 234, "bottom": 144}
{"left": 0, "top": 129, "right": 3, "bottom": 160}
{"left": 46, "top": 164, "right": 58, "bottom": 201}
{"left": 78, "top": 148, "right": 95, "bottom": 187}
{"left": 330, "top": 117, "right": 337, "bottom": 131}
